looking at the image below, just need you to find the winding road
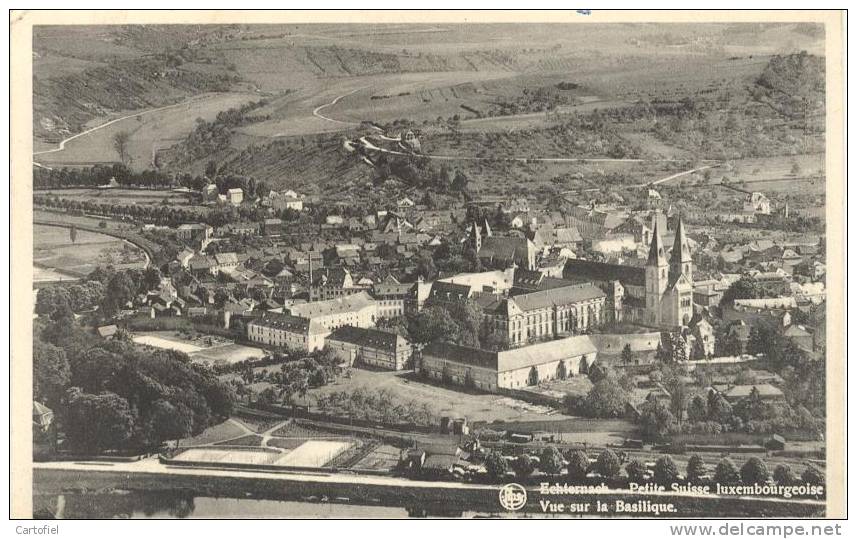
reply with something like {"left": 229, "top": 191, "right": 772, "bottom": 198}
{"left": 312, "top": 87, "right": 365, "bottom": 126}
{"left": 32, "top": 95, "right": 209, "bottom": 168}
{"left": 354, "top": 134, "right": 721, "bottom": 186}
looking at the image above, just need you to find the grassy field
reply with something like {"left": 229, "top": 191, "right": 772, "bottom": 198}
{"left": 33, "top": 223, "right": 147, "bottom": 278}
{"left": 309, "top": 368, "right": 573, "bottom": 424}
{"left": 35, "top": 92, "right": 259, "bottom": 170}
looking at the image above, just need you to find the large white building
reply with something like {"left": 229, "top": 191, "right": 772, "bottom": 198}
{"left": 247, "top": 314, "right": 329, "bottom": 352}
{"left": 420, "top": 335, "right": 598, "bottom": 393}
{"left": 287, "top": 291, "right": 379, "bottom": 332}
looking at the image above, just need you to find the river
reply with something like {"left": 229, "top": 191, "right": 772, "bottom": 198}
{"left": 33, "top": 490, "right": 502, "bottom": 519}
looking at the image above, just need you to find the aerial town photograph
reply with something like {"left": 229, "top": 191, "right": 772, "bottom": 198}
{"left": 18, "top": 11, "right": 844, "bottom": 521}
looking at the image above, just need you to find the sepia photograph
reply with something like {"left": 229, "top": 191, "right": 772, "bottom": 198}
{"left": 10, "top": 9, "right": 846, "bottom": 521}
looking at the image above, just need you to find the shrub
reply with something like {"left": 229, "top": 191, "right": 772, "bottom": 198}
{"left": 595, "top": 449, "right": 621, "bottom": 480}
{"left": 773, "top": 464, "right": 797, "bottom": 486}
{"left": 512, "top": 454, "right": 536, "bottom": 479}
{"left": 625, "top": 459, "right": 648, "bottom": 483}
{"left": 801, "top": 465, "right": 825, "bottom": 486}
{"left": 714, "top": 458, "right": 740, "bottom": 485}
{"left": 686, "top": 454, "right": 708, "bottom": 484}
{"left": 740, "top": 457, "right": 770, "bottom": 485}
{"left": 539, "top": 446, "right": 564, "bottom": 475}
{"left": 565, "top": 450, "right": 590, "bottom": 481}
{"left": 654, "top": 455, "right": 680, "bottom": 486}
{"left": 484, "top": 451, "right": 510, "bottom": 482}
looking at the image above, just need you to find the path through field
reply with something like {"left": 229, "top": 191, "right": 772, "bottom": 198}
{"left": 32, "top": 96, "right": 209, "bottom": 167}
{"left": 312, "top": 87, "right": 365, "bottom": 126}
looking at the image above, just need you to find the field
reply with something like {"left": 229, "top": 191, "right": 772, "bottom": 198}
{"left": 309, "top": 368, "right": 573, "bottom": 424}
{"left": 172, "top": 440, "right": 353, "bottom": 469}
{"left": 35, "top": 92, "right": 259, "bottom": 170}
{"left": 132, "top": 331, "right": 266, "bottom": 365}
{"left": 33, "top": 223, "right": 147, "bottom": 279}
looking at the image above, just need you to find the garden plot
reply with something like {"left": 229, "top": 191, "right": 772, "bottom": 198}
{"left": 132, "top": 335, "right": 204, "bottom": 354}
{"left": 272, "top": 440, "right": 352, "bottom": 468}
{"left": 173, "top": 448, "right": 280, "bottom": 466}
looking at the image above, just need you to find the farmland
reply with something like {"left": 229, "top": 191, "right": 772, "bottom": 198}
{"left": 34, "top": 92, "right": 260, "bottom": 170}
{"left": 33, "top": 223, "right": 147, "bottom": 279}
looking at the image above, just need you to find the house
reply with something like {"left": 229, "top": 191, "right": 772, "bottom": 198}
{"left": 782, "top": 324, "right": 814, "bottom": 351}
{"left": 227, "top": 188, "right": 244, "bottom": 205}
{"left": 202, "top": 183, "right": 219, "bottom": 203}
{"left": 287, "top": 291, "right": 379, "bottom": 332}
{"left": 744, "top": 192, "right": 772, "bottom": 215}
{"left": 420, "top": 335, "right": 597, "bottom": 393}
{"left": 723, "top": 384, "right": 785, "bottom": 403}
{"left": 176, "top": 223, "right": 213, "bottom": 243}
{"left": 310, "top": 268, "right": 357, "bottom": 301}
{"left": 477, "top": 236, "right": 536, "bottom": 270}
{"left": 97, "top": 325, "right": 118, "bottom": 339}
{"left": 213, "top": 253, "right": 239, "bottom": 273}
{"left": 326, "top": 326, "right": 412, "bottom": 370}
{"left": 261, "top": 218, "right": 283, "bottom": 235}
{"left": 247, "top": 314, "right": 328, "bottom": 352}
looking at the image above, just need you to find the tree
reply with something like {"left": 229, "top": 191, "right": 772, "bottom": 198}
{"left": 639, "top": 398, "right": 676, "bottom": 441}
{"left": 452, "top": 170, "right": 469, "bottom": 192}
{"left": 654, "top": 455, "right": 680, "bottom": 486}
{"left": 686, "top": 454, "right": 708, "bottom": 484}
{"left": 735, "top": 386, "right": 766, "bottom": 422}
{"left": 621, "top": 343, "right": 633, "bottom": 366}
{"left": 714, "top": 458, "right": 740, "bottom": 485}
{"left": 540, "top": 446, "right": 564, "bottom": 475}
{"left": 566, "top": 450, "right": 590, "bottom": 481}
{"left": 583, "top": 376, "right": 627, "bottom": 418}
{"left": 69, "top": 225, "right": 77, "bottom": 244}
{"left": 707, "top": 390, "right": 734, "bottom": 424}
{"left": 146, "top": 399, "right": 194, "bottom": 447}
{"left": 512, "top": 454, "right": 536, "bottom": 479}
{"left": 740, "top": 457, "right": 769, "bottom": 485}
{"left": 625, "top": 460, "right": 648, "bottom": 483}
{"left": 484, "top": 451, "right": 510, "bottom": 482}
{"left": 687, "top": 395, "right": 708, "bottom": 422}
{"left": 594, "top": 449, "right": 621, "bottom": 479}
{"left": 801, "top": 465, "right": 825, "bottom": 487}
{"left": 113, "top": 131, "right": 131, "bottom": 165}
{"left": 33, "top": 340, "right": 71, "bottom": 408}
{"left": 773, "top": 464, "right": 797, "bottom": 486}
{"left": 64, "top": 388, "right": 135, "bottom": 453}
{"left": 414, "top": 253, "right": 438, "bottom": 280}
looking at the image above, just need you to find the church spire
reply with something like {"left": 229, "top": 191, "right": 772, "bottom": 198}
{"left": 670, "top": 214, "right": 692, "bottom": 280}
{"left": 647, "top": 220, "right": 667, "bottom": 267}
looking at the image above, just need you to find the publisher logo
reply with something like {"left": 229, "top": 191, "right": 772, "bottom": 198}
{"left": 499, "top": 483, "right": 527, "bottom": 511}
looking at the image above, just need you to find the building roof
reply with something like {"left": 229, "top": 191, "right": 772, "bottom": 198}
{"left": 429, "top": 281, "right": 472, "bottom": 302}
{"left": 249, "top": 313, "right": 327, "bottom": 335}
{"left": 423, "top": 335, "right": 597, "bottom": 373}
{"left": 289, "top": 291, "right": 376, "bottom": 319}
{"left": 478, "top": 236, "right": 534, "bottom": 265}
{"left": 372, "top": 282, "right": 414, "bottom": 297}
{"left": 563, "top": 259, "right": 645, "bottom": 287}
{"left": 724, "top": 384, "right": 784, "bottom": 399}
{"left": 97, "top": 325, "right": 118, "bottom": 338}
{"left": 214, "top": 253, "right": 239, "bottom": 265}
{"left": 508, "top": 283, "right": 606, "bottom": 312}
{"left": 327, "top": 326, "right": 408, "bottom": 352}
